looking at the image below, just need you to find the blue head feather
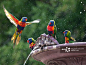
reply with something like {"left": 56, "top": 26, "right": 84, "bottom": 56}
{"left": 64, "top": 30, "right": 68, "bottom": 37}
{"left": 49, "top": 20, "right": 54, "bottom": 26}
{"left": 28, "top": 38, "right": 32, "bottom": 44}
{"left": 21, "top": 17, "right": 27, "bottom": 22}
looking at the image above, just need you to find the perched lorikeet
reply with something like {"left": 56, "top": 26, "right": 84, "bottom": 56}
{"left": 3, "top": 6, "right": 40, "bottom": 47}
{"left": 27, "top": 38, "right": 36, "bottom": 50}
{"left": 63, "top": 30, "right": 76, "bottom": 44}
{"left": 47, "top": 20, "right": 57, "bottom": 39}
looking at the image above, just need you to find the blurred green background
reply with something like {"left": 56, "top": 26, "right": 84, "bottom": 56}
{"left": 0, "top": 0, "right": 86, "bottom": 65}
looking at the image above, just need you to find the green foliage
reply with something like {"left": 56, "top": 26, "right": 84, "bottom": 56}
{"left": 0, "top": 0, "right": 86, "bottom": 65}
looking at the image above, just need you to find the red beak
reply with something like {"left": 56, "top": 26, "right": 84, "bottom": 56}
{"left": 25, "top": 19, "right": 27, "bottom": 21}
{"left": 50, "top": 22, "right": 51, "bottom": 25}
{"left": 63, "top": 32, "right": 65, "bottom": 34}
{"left": 27, "top": 40, "right": 29, "bottom": 43}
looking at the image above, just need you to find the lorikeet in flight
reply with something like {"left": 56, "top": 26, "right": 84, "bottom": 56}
{"left": 3, "top": 6, "right": 40, "bottom": 47}
{"left": 27, "top": 38, "right": 36, "bottom": 50}
{"left": 63, "top": 30, "right": 76, "bottom": 44}
{"left": 47, "top": 20, "right": 57, "bottom": 39}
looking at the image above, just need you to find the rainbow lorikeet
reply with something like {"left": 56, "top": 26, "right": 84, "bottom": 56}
{"left": 27, "top": 38, "right": 36, "bottom": 50}
{"left": 63, "top": 30, "right": 76, "bottom": 44}
{"left": 3, "top": 6, "right": 40, "bottom": 47}
{"left": 47, "top": 20, "right": 57, "bottom": 39}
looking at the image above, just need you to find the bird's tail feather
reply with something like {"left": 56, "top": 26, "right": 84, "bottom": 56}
{"left": 11, "top": 32, "right": 18, "bottom": 48}
{"left": 11, "top": 32, "right": 21, "bottom": 48}
{"left": 13, "top": 37, "right": 17, "bottom": 48}
{"left": 11, "top": 32, "right": 21, "bottom": 47}
{"left": 11, "top": 32, "right": 17, "bottom": 41}
{"left": 16, "top": 35, "right": 21, "bottom": 45}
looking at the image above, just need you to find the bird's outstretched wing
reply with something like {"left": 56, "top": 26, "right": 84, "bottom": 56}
{"left": 3, "top": 6, "right": 19, "bottom": 27}
{"left": 26, "top": 19, "right": 40, "bottom": 26}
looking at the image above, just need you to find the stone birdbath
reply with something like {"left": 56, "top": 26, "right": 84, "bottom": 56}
{"left": 31, "top": 33, "right": 86, "bottom": 65}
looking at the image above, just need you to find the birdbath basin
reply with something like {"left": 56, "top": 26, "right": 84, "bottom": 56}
{"left": 32, "top": 34, "right": 86, "bottom": 65}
